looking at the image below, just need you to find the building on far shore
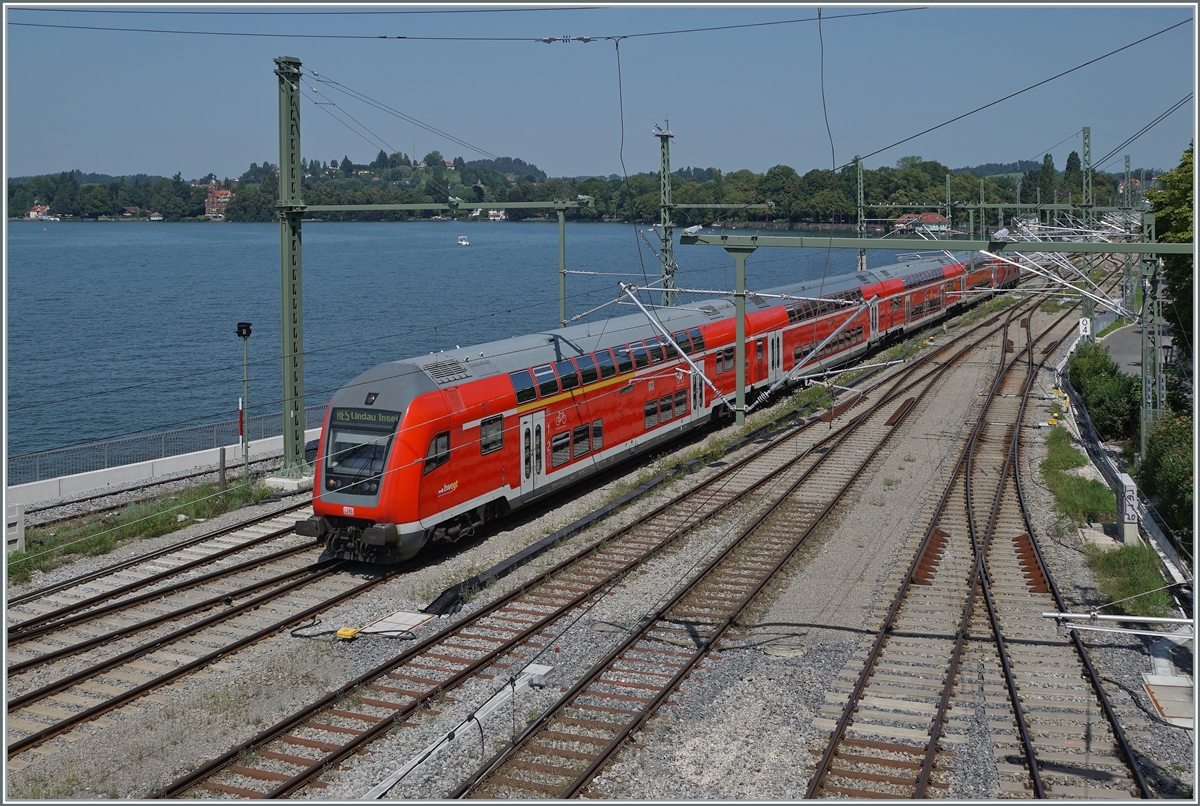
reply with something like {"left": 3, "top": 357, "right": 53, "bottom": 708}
{"left": 205, "top": 185, "right": 235, "bottom": 219}
{"left": 893, "top": 211, "right": 948, "bottom": 233}
{"left": 28, "top": 204, "right": 50, "bottom": 219}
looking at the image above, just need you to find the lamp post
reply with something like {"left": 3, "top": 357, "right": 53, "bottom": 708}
{"left": 237, "top": 321, "right": 252, "bottom": 486}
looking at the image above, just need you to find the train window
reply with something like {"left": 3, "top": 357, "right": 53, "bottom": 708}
{"left": 643, "top": 337, "right": 664, "bottom": 364}
{"left": 659, "top": 394, "right": 673, "bottom": 421}
{"left": 480, "top": 416, "right": 503, "bottom": 455}
{"left": 613, "top": 345, "right": 634, "bottom": 374}
{"left": 595, "top": 349, "right": 617, "bottom": 379}
{"left": 523, "top": 428, "right": 531, "bottom": 479}
{"left": 716, "top": 349, "right": 725, "bottom": 374}
{"left": 631, "top": 343, "right": 650, "bottom": 369}
{"left": 572, "top": 424, "right": 590, "bottom": 459}
{"left": 662, "top": 337, "right": 678, "bottom": 360}
{"left": 674, "top": 389, "right": 688, "bottom": 417}
{"left": 551, "top": 431, "right": 571, "bottom": 467}
{"left": 756, "top": 340, "right": 764, "bottom": 360}
{"left": 687, "top": 327, "right": 705, "bottom": 351}
{"left": 576, "top": 354, "right": 598, "bottom": 385}
{"left": 508, "top": 370, "right": 537, "bottom": 405}
{"left": 592, "top": 420, "right": 604, "bottom": 450}
{"left": 672, "top": 331, "right": 693, "bottom": 355}
{"left": 722, "top": 346, "right": 735, "bottom": 373}
{"left": 533, "top": 364, "right": 559, "bottom": 398}
{"left": 424, "top": 432, "right": 450, "bottom": 474}
{"left": 643, "top": 399, "right": 659, "bottom": 429}
{"left": 555, "top": 359, "right": 579, "bottom": 391}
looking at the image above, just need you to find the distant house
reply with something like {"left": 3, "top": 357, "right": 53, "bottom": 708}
{"left": 893, "top": 212, "right": 948, "bottom": 233}
{"left": 28, "top": 205, "right": 50, "bottom": 219}
{"left": 205, "top": 186, "right": 235, "bottom": 219}
{"left": 149, "top": 212, "right": 164, "bottom": 221}
{"left": 121, "top": 206, "right": 141, "bottom": 217}
{"left": 488, "top": 209, "right": 506, "bottom": 221}
{"left": 444, "top": 160, "right": 455, "bottom": 170}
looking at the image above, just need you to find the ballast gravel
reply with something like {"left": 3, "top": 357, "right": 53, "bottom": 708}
{"left": 5, "top": 317, "right": 1193, "bottom": 800}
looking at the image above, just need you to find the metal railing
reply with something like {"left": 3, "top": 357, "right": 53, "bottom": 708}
{"left": 7, "top": 405, "right": 327, "bottom": 486}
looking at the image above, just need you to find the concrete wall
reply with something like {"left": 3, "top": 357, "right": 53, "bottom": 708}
{"left": 6, "top": 429, "right": 320, "bottom": 509}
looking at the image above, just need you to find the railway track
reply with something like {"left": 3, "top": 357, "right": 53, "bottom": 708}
{"left": 805, "top": 293, "right": 1151, "bottom": 798}
{"left": 22, "top": 453, "right": 287, "bottom": 530}
{"left": 157, "top": 293, "right": 1053, "bottom": 799}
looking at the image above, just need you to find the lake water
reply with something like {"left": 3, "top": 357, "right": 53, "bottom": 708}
{"left": 6, "top": 220, "right": 880, "bottom": 457}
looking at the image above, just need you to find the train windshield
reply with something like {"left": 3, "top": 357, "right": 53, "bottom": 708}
{"left": 325, "top": 408, "right": 401, "bottom": 496}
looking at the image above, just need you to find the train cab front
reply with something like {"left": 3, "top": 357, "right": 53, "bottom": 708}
{"left": 296, "top": 363, "right": 438, "bottom": 564}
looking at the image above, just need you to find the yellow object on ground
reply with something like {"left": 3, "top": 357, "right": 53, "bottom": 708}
{"left": 336, "top": 627, "right": 361, "bottom": 640}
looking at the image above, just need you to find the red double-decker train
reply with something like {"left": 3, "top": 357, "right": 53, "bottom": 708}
{"left": 296, "top": 252, "right": 1018, "bottom": 563}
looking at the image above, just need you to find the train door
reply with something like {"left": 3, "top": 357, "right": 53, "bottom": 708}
{"left": 518, "top": 411, "right": 546, "bottom": 497}
{"left": 768, "top": 333, "right": 783, "bottom": 384}
{"left": 754, "top": 338, "right": 766, "bottom": 384}
{"left": 690, "top": 368, "right": 705, "bottom": 423}
{"left": 869, "top": 302, "right": 879, "bottom": 340}
{"left": 904, "top": 295, "right": 911, "bottom": 326}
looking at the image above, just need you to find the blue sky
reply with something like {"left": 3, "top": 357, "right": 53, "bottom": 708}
{"left": 4, "top": 3, "right": 1196, "bottom": 182}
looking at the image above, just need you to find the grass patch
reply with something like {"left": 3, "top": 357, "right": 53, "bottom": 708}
{"left": 1084, "top": 543, "right": 1174, "bottom": 618}
{"left": 1096, "top": 317, "right": 1131, "bottom": 340}
{"left": 7, "top": 482, "right": 275, "bottom": 585}
{"left": 1040, "top": 427, "right": 1115, "bottom": 523}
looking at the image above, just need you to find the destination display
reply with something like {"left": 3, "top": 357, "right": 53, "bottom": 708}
{"left": 331, "top": 408, "right": 401, "bottom": 430}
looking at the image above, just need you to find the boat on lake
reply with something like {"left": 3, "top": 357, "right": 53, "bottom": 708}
{"left": 458, "top": 235, "right": 469, "bottom": 246}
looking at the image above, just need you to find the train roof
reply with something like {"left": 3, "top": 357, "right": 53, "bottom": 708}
{"left": 375, "top": 251, "right": 968, "bottom": 390}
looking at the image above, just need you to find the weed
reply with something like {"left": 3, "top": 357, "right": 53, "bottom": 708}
{"left": 902, "top": 455, "right": 916, "bottom": 463}
{"left": 8, "top": 482, "right": 275, "bottom": 584}
{"left": 1041, "top": 427, "right": 1115, "bottom": 523}
{"left": 883, "top": 478, "right": 900, "bottom": 489}
{"left": 1084, "top": 543, "right": 1174, "bottom": 618}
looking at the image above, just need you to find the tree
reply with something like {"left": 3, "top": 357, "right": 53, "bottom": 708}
{"left": 422, "top": 150, "right": 444, "bottom": 168}
{"left": 895, "top": 155, "right": 922, "bottom": 170}
{"left": 453, "top": 156, "right": 465, "bottom": 172}
{"left": 1063, "top": 150, "right": 1082, "bottom": 196}
{"left": 370, "top": 150, "right": 388, "bottom": 171}
{"left": 340, "top": 155, "right": 354, "bottom": 176}
{"left": 81, "top": 184, "right": 112, "bottom": 218}
{"left": 1146, "top": 144, "right": 1193, "bottom": 362}
{"left": 1139, "top": 411, "right": 1193, "bottom": 543}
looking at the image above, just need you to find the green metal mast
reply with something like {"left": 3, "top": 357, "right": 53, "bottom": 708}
{"left": 655, "top": 122, "right": 677, "bottom": 306}
{"left": 945, "top": 174, "right": 951, "bottom": 232}
{"left": 1123, "top": 155, "right": 1133, "bottom": 312}
{"left": 1081, "top": 126, "right": 1094, "bottom": 342}
{"left": 725, "top": 245, "right": 756, "bottom": 427}
{"left": 1139, "top": 213, "right": 1162, "bottom": 459}
{"left": 856, "top": 158, "right": 866, "bottom": 271}
{"left": 275, "top": 56, "right": 308, "bottom": 477}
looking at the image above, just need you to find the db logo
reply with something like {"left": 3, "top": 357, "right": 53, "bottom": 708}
{"left": 648, "top": 380, "right": 654, "bottom": 391}
{"left": 342, "top": 506, "right": 355, "bottom": 516}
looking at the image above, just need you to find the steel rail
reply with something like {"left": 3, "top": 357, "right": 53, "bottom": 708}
{"left": 7, "top": 539, "right": 316, "bottom": 646}
{"left": 916, "top": 318, "right": 1044, "bottom": 798}
{"left": 158, "top": 289, "right": 1043, "bottom": 799}
{"left": 156, "top": 403, "right": 843, "bottom": 797}
{"left": 159, "top": 300, "right": 1017, "bottom": 799}
{"left": 4, "top": 560, "right": 407, "bottom": 758}
{"left": 450, "top": 301, "right": 1017, "bottom": 800}
{"left": 6, "top": 543, "right": 323, "bottom": 674}
{"left": 1010, "top": 380, "right": 1154, "bottom": 798}
{"left": 804, "top": 289, "right": 1097, "bottom": 798}
{"left": 804, "top": 305, "right": 1029, "bottom": 798}
{"left": 6, "top": 499, "right": 312, "bottom": 610}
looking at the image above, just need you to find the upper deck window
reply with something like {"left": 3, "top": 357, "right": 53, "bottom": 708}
{"left": 613, "top": 346, "right": 634, "bottom": 374}
{"left": 576, "top": 354, "right": 598, "bottom": 385}
{"left": 532, "top": 364, "right": 559, "bottom": 398}
{"left": 595, "top": 349, "right": 617, "bottom": 379}
{"left": 631, "top": 343, "right": 650, "bottom": 369}
{"left": 508, "top": 370, "right": 537, "bottom": 405}
{"left": 555, "top": 359, "right": 579, "bottom": 391}
{"left": 687, "top": 327, "right": 705, "bottom": 351}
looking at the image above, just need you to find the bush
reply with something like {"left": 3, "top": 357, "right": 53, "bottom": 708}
{"left": 1139, "top": 411, "right": 1194, "bottom": 544}
{"left": 1068, "top": 342, "right": 1139, "bottom": 441}
{"left": 1040, "top": 427, "right": 1116, "bottom": 524}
